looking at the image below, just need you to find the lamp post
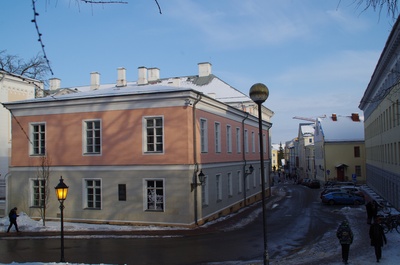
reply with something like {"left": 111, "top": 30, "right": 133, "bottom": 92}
{"left": 55, "top": 176, "right": 69, "bottom": 262}
{"left": 249, "top": 83, "right": 270, "bottom": 265}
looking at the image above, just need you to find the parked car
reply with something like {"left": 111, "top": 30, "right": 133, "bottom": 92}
{"left": 321, "top": 192, "right": 365, "bottom": 205}
{"left": 300, "top": 178, "right": 311, "bottom": 186}
{"left": 320, "top": 186, "right": 364, "bottom": 199}
{"left": 308, "top": 180, "right": 321, "bottom": 189}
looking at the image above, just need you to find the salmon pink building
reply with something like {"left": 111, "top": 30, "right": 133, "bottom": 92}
{"left": 3, "top": 63, "right": 273, "bottom": 227}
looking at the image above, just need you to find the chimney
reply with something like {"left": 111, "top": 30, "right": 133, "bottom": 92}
{"left": 116, "top": 67, "right": 127, "bottom": 87}
{"left": 148, "top": 68, "right": 160, "bottom": 82}
{"left": 167, "top": 77, "right": 181, "bottom": 87}
{"left": 351, "top": 113, "right": 360, "bottom": 122}
{"left": 49, "top": 78, "right": 61, "bottom": 90}
{"left": 138, "top": 66, "right": 148, "bottom": 85}
{"left": 90, "top": 72, "right": 100, "bottom": 90}
{"left": 331, "top": 114, "right": 337, "bottom": 121}
{"left": 198, "top": 62, "right": 212, "bottom": 77}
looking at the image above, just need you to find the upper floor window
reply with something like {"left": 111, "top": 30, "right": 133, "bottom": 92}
{"left": 215, "top": 122, "right": 221, "bottom": 153}
{"left": 354, "top": 146, "right": 360, "bottom": 157}
{"left": 31, "top": 123, "right": 46, "bottom": 155}
{"left": 236, "top": 128, "right": 241, "bottom": 153}
{"left": 200, "top": 118, "right": 208, "bottom": 153}
{"left": 226, "top": 125, "right": 232, "bottom": 153}
{"left": 244, "top": 129, "right": 249, "bottom": 153}
{"left": 251, "top": 132, "right": 255, "bottom": 153}
{"left": 84, "top": 120, "right": 101, "bottom": 154}
{"left": 145, "top": 117, "right": 163, "bottom": 153}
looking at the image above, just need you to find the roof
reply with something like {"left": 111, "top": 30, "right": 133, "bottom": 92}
{"left": 318, "top": 115, "right": 364, "bottom": 142}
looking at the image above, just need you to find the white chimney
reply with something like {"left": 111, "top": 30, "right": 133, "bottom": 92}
{"left": 49, "top": 78, "right": 61, "bottom": 90}
{"left": 198, "top": 62, "right": 212, "bottom": 77}
{"left": 116, "top": 67, "right": 127, "bottom": 87}
{"left": 90, "top": 72, "right": 100, "bottom": 90}
{"left": 167, "top": 77, "right": 181, "bottom": 87}
{"left": 138, "top": 66, "right": 148, "bottom": 85}
{"left": 148, "top": 68, "right": 160, "bottom": 82}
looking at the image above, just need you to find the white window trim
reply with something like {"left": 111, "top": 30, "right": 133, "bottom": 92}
{"left": 200, "top": 118, "right": 208, "bottom": 153}
{"left": 215, "top": 122, "right": 221, "bottom": 153}
{"left": 82, "top": 119, "right": 102, "bottom": 156}
{"left": 227, "top": 172, "right": 233, "bottom": 197}
{"left": 236, "top": 127, "right": 241, "bottom": 153}
{"left": 237, "top": 170, "right": 242, "bottom": 194}
{"left": 29, "top": 122, "right": 46, "bottom": 156}
{"left": 216, "top": 174, "right": 222, "bottom": 201}
{"left": 29, "top": 178, "right": 46, "bottom": 207}
{"left": 82, "top": 178, "right": 102, "bottom": 209}
{"left": 226, "top": 125, "right": 232, "bottom": 153}
{"left": 202, "top": 175, "right": 209, "bottom": 206}
{"left": 143, "top": 178, "right": 166, "bottom": 212}
{"left": 143, "top": 116, "right": 165, "bottom": 154}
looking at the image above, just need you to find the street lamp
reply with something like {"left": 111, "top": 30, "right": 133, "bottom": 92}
{"left": 191, "top": 170, "right": 206, "bottom": 191}
{"left": 249, "top": 83, "right": 270, "bottom": 265}
{"left": 55, "top": 176, "right": 69, "bottom": 262}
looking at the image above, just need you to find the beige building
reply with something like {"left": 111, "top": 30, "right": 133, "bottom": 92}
{"left": 0, "top": 71, "right": 42, "bottom": 215}
{"left": 297, "top": 123, "right": 315, "bottom": 180}
{"left": 314, "top": 114, "right": 365, "bottom": 184}
{"left": 359, "top": 16, "right": 400, "bottom": 209}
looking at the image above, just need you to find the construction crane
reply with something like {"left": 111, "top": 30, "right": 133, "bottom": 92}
{"left": 292, "top": 115, "right": 326, "bottom": 122}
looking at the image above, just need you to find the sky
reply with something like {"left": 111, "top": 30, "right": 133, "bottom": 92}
{"left": 1, "top": 184, "right": 400, "bottom": 265}
{"left": 0, "top": 0, "right": 397, "bottom": 144}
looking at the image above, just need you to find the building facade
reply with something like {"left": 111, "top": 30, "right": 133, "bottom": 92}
{"left": 0, "top": 71, "right": 42, "bottom": 216}
{"left": 3, "top": 63, "right": 273, "bottom": 226}
{"left": 314, "top": 114, "right": 365, "bottom": 184}
{"left": 359, "top": 16, "right": 400, "bottom": 209}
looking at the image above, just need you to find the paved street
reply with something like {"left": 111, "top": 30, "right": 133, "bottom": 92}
{"left": 0, "top": 183, "right": 367, "bottom": 264}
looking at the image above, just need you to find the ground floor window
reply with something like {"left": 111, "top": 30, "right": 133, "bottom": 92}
{"left": 84, "top": 179, "right": 102, "bottom": 209}
{"left": 31, "top": 179, "right": 46, "bottom": 207}
{"left": 145, "top": 179, "right": 164, "bottom": 211}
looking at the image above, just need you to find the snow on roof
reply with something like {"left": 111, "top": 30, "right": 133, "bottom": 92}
{"left": 318, "top": 115, "right": 364, "bottom": 142}
{"left": 300, "top": 124, "right": 314, "bottom": 136}
{"left": 41, "top": 75, "right": 251, "bottom": 105}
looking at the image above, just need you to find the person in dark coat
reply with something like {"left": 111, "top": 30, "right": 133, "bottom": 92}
{"left": 366, "top": 200, "right": 378, "bottom": 224}
{"left": 336, "top": 220, "right": 354, "bottom": 264}
{"left": 369, "top": 217, "right": 387, "bottom": 262}
{"left": 7, "top": 207, "right": 19, "bottom": 233}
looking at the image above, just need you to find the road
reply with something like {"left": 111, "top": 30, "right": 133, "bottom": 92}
{"left": 0, "top": 183, "right": 360, "bottom": 264}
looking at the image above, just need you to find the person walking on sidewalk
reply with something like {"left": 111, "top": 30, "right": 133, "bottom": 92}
{"left": 336, "top": 220, "right": 354, "bottom": 264}
{"left": 369, "top": 217, "right": 387, "bottom": 262}
{"left": 7, "top": 207, "right": 20, "bottom": 233}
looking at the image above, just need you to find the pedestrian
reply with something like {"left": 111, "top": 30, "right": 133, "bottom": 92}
{"left": 369, "top": 217, "right": 387, "bottom": 262}
{"left": 336, "top": 220, "right": 354, "bottom": 264}
{"left": 7, "top": 207, "right": 19, "bottom": 233}
{"left": 366, "top": 200, "right": 378, "bottom": 224}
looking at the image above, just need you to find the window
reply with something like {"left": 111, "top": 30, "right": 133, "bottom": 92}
{"left": 216, "top": 174, "right": 222, "bottom": 201}
{"left": 226, "top": 125, "right": 232, "bottom": 153}
{"left": 244, "top": 130, "right": 248, "bottom": 153}
{"left": 84, "top": 120, "right": 101, "bottom": 154}
{"left": 146, "top": 179, "right": 164, "bottom": 211}
{"left": 145, "top": 117, "right": 164, "bottom": 152}
{"left": 200, "top": 119, "right": 208, "bottom": 153}
{"left": 84, "top": 179, "right": 101, "bottom": 209}
{"left": 227, "top": 172, "right": 233, "bottom": 197}
{"left": 355, "top": 165, "right": 361, "bottom": 177}
{"left": 201, "top": 176, "right": 209, "bottom": 206}
{"left": 251, "top": 132, "right": 255, "bottom": 153}
{"left": 236, "top": 128, "right": 241, "bottom": 153}
{"left": 118, "top": 184, "right": 126, "bottom": 201}
{"left": 354, "top": 146, "right": 360, "bottom": 157}
{"left": 237, "top": 171, "right": 242, "bottom": 193}
{"left": 31, "top": 123, "right": 46, "bottom": 155}
{"left": 31, "top": 179, "right": 45, "bottom": 207}
{"left": 215, "top": 122, "right": 221, "bottom": 153}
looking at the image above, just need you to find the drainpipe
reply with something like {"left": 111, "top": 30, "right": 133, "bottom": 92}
{"left": 192, "top": 93, "right": 202, "bottom": 225}
{"left": 242, "top": 111, "right": 249, "bottom": 206}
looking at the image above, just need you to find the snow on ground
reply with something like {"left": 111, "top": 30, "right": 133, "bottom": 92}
{"left": 1, "top": 185, "right": 399, "bottom": 265}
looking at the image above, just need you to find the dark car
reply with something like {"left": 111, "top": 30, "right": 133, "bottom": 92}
{"left": 308, "top": 180, "right": 320, "bottom": 189}
{"left": 321, "top": 192, "right": 365, "bottom": 205}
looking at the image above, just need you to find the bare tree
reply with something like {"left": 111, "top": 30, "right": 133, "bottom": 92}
{"left": 342, "top": 0, "right": 399, "bottom": 20}
{"left": 0, "top": 50, "right": 51, "bottom": 81}
{"left": 35, "top": 155, "right": 52, "bottom": 226}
